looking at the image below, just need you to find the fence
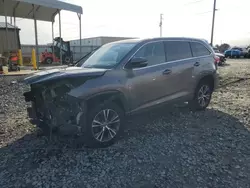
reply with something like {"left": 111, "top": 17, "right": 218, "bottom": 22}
{"left": 21, "top": 45, "right": 100, "bottom": 61}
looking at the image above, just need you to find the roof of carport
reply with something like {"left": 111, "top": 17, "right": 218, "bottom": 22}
{"left": 0, "top": 0, "right": 83, "bottom": 22}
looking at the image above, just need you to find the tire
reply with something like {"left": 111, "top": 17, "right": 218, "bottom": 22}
{"left": 64, "top": 56, "right": 71, "bottom": 64}
{"left": 189, "top": 80, "right": 213, "bottom": 111}
{"left": 45, "top": 57, "right": 53, "bottom": 64}
{"left": 81, "top": 102, "right": 125, "bottom": 148}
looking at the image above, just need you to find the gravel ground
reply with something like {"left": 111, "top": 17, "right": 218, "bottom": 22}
{"left": 0, "top": 59, "right": 250, "bottom": 188}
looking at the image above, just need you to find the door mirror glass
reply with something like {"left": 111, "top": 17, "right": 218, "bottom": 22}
{"left": 126, "top": 57, "right": 148, "bottom": 69}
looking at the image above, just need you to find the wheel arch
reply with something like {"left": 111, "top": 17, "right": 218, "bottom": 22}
{"left": 85, "top": 90, "right": 128, "bottom": 113}
{"left": 196, "top": 74, "right": 215, "bottom": 91}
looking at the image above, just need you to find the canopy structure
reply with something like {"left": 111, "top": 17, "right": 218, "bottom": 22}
{"left": 0, "top": 0, "right": 83, "bottom": 65}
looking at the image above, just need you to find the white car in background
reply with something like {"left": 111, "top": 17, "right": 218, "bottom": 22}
{"left": 213, "top": 47, "right": 226, "bottom": 66}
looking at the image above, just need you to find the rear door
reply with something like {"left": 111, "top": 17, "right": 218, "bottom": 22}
{"left": 190, "top": 42, "right": 213, "bottom": 90}
{"left": 162, "top": 41, "right": 195, "bottom": 98}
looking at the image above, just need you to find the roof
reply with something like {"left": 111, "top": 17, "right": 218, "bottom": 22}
{"left": 109, "top": 37, "right": 210, "bottom": 45}
{"left": 0, "top": 22, "right": 19, "bottom": 29}
{"left": 0, "top": 0, "right": 83, "bottom": 22}
{"left": 69, "top": 36, "right": 137, "bottom": 42}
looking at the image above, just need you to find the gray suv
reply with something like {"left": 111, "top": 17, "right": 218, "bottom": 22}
{"left": 24, "top": 37, "right": 218, "bottom": 148}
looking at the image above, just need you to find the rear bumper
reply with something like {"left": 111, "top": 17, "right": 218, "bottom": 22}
{"left": 219, "top": 56, "right": 226, "bottom": 62}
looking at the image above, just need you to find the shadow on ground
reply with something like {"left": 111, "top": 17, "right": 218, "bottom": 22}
{"left": 1, "top": 105, "right": 250, "bottom": 187}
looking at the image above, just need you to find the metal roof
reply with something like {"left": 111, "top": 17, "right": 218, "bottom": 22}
{"left": 0, "top": 0, "right": 83, "bottom": 22}
{"left": 0, "top": 22, "right": 19, "bottom": 29}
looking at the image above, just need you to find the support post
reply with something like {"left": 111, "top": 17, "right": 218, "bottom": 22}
{"left": 210, "top": 0, "right": 217, "bottom": 46}
{"left": 52, "top": 21, "right": 54, "bottom": 56}
{"left": 33, "top": 4, "right": 39, "bottom": 69}
{"left": 3, "top": 0, "right": 9, "bottom": 52}
{"left": 59, "top": 10, "right": 62, "bottom": 65}
{"left": 78, "top": 13, "right": 82, "bottom": 57}
{"left": 13, "top": 16, "right": 17, "bottom": 50}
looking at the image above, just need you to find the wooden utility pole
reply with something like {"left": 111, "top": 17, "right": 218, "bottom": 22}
{"left": 210, "top": 0, "right": 217, "bottom": 46}
{"left": 159, "top": 14, "right": 163, "bottom": 37}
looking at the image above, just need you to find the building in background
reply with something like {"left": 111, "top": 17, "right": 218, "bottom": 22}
{"left": 68, "top": 36, "right": 136, "bottom": 60}
{"left": 69, "top": 36, "right": 136, "bottom": 47}
{"left": 0, "top": 22, "right": 21, "bottom": 54}
{"left": 21, "top": 36, "right": 136, "bottom": 61}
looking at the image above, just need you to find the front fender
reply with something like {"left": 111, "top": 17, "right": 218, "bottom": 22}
{"left": 84, "top": 90, "right": 129, "bottom": 112}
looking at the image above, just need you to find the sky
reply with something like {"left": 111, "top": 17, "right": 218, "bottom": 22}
{"left": 1, "top": 0, "right": 250, "bottom": 46}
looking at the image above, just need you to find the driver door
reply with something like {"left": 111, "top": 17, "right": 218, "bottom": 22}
{"left": 126, "top": 41, "right": 169, "bottom": 111}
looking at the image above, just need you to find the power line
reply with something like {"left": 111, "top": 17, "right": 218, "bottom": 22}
{"left": 195, "top": 10, "right": 213, "bottom": 15}
{"left": 184, "top": 0, "right": 206, "bottom": 6}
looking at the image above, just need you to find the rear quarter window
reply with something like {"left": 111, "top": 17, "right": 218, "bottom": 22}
{"left": 190, "top": 42, "right": 211, "bottom": 57}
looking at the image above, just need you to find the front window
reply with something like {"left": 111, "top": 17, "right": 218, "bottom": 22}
{"left": 134, "top": 42, "right": 165, "bottom": 66}
{"left": 82, "top": 42, "right": 136, "bottom": 68}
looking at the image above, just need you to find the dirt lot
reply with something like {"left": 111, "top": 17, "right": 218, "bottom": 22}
{"left": 0, "top": 59, "right": 250, "bottom": 188}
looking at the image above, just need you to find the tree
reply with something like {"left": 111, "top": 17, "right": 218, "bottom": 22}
{"left": 218, "top": 43, "right": 230, "bottom": 53}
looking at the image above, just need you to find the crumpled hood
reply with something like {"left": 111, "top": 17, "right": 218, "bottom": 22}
{"left": 23, "top": 66, "right": 107, "bottom": 84}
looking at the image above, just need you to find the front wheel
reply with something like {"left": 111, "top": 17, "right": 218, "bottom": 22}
{"left": 63, "top": 56, "right": 71, "bottom": 64}
{"left": 82, "top": 102, "right": 125, "bottom": 148}
{"left": 45, "top": 57, "right": 53, "bottom": 64}
{"left": 189, "top": 81, "right": 213, "bottom": 111}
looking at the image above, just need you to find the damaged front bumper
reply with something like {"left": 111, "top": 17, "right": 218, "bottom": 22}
{"left": 24, "top": 87, "right": 86, "bottom": 135}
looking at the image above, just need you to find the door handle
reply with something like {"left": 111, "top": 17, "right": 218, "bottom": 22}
{"left": 162, "top": 69, "right": 172, "bottom": 75}
{"left": 194, "top": 62, "right": 200, "bottom": 67}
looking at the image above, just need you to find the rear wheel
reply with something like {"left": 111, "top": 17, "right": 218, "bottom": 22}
{"left": 189, "top": 81, "right": 213, "bottom": 111}
{"left": 81, "top": 102, "right": 125, "bottom": 148}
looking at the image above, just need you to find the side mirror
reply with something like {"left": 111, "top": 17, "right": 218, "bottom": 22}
{"left": 126, "top": 57, "right": 148, "bottom": 69}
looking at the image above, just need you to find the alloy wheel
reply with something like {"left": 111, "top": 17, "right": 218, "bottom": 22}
{"left": 198, "top": 85, "right": 211, "bottom": 107}
{"left": 91, "top": 109, "right": 120, "bottom": 142}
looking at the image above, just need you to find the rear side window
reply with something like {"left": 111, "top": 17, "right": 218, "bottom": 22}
{"left": 164, "top": 41, "right": 192, "bottom": 61}
{"left": 134, "top": 41, "right": 165, "bottom": 66}
{"left": 190, "top": 42, "right": 211, "bottom": 57}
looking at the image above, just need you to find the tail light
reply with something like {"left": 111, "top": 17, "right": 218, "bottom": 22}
{"left": 214, "top": 56, "right": 219, "bottom": 63}
{"left": 213, "top": 55, "right": 219, "bottom": 70}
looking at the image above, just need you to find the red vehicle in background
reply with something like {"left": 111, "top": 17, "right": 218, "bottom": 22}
{"left": 40, "top": 37, "right": 73, "bottom": 64}
{"left": 214, "top": 55, "right": 220, "bottom": 70}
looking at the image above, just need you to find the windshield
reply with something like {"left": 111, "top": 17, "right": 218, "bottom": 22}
{"left": 82, "top": 42, "right": 136, "bottom": 68}
{"left": 75, "top": 47, "right": 101, "bottom": 67}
